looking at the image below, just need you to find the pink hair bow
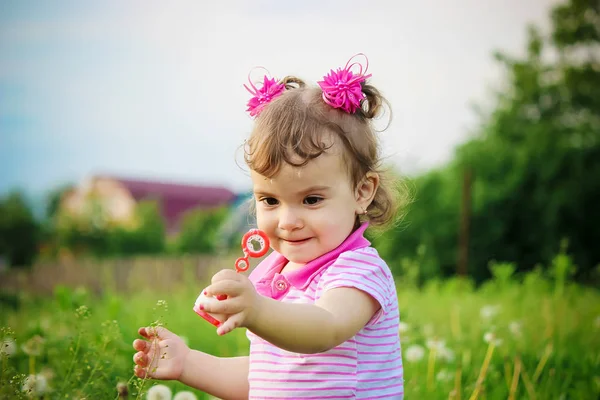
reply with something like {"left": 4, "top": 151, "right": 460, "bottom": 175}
{"left": 244, "top": 73, "right": 285, "bottom": 117}
{"left": 318, "top": 53, "right": 372, "bottom": 114}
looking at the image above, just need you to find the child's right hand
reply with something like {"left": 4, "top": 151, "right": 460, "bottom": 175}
{"left": 132, "top": 326, "right": 190, "bottom": 380}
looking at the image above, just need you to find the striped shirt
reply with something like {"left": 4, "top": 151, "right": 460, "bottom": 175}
{"left": 246, "top": 223, "right": 404, "bottom": 399}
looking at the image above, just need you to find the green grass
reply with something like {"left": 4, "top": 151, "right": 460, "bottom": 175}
{"left": 1, "top": 262, "right": 599, "bottom": 399}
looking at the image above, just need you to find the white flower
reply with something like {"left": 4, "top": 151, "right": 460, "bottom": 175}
{"left": 509, "top": 321, "right": 522, "bottom": 337}
{"left": 426, "top": 339, "right": 454, "bottom": 362}
{"left": 22, "top": 374, "right": 48, "bottom": 396}
{"left": 483, "top": 332, "right": 503, "bottom": 346}
{"left": 436, "top": 369, "right": 454, "bottom": 382}
{"left": 404, "top": 344, "right": 425, "bottom": 362}
{"left": 480, "top": 305, "right": 500, "bottom": 320}
{"left": 173, "top": 391, "right": 198, "bottom": 400}
{"left": 437, "top": 346, "right": 455, "bottom": 362}
{"left": 1, "top": 337, "right": 17, "bottom": 357}
{"left": 147, "top": 384, "right": 172, "bottom": 400}
{"left": 398, "top": 322, "right": 410, "bottom": 334}
{"left": 21, "top": 335, "right": 45, "bottom": 356}
{"left": 426, "top": 339, "right": 445, "bottom": 351}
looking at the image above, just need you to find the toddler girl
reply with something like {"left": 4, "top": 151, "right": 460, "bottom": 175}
{"left": 133, "top": 54, "right": 405, "bottom": 399}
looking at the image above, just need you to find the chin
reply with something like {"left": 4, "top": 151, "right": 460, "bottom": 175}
{"left": 286, "top": 253, "right": 320, "bottom": 264}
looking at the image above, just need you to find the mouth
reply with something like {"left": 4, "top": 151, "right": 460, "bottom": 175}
{"left": 282, "top": 237, "right": 312, "bottom": 244}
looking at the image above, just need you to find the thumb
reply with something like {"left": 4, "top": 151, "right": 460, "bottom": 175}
{"left": 217, "top": 314, "right": 244, "bottom": 336}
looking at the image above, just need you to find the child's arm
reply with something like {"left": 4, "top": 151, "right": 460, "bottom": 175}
{"left": 133, "top": 326, "right": 249, "bottom": 400}
{"left": 179, "top": 351, "right": 249, "bottom": 400}
{"left": 201, "top": 270, "right": 381, "bottom": 354}
{"left": 248, "top": 287, "right": 380, "bottom": 354}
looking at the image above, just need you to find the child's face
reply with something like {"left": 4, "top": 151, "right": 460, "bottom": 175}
{"left": 251, "top": 147, "right": 362, "bottom": 265}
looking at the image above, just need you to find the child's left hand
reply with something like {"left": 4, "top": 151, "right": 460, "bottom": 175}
{"left": 200, "top": 269, "right": 261, "bottom": 336}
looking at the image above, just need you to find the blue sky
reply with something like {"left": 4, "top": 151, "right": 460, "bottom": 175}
{"left": 1, "top": 0, "right": 559, "bottom": 202}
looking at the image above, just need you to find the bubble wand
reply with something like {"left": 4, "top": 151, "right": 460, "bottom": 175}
{"left": 193, "top": 229, "right": 270, "bottom": 327}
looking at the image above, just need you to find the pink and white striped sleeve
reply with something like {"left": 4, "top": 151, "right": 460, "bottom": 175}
{"left": 319, "top": 248, "right": 395, "bottom": 325}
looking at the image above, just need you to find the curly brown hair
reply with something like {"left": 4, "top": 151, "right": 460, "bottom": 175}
{"left": 244, "top": 76, "right": 409, "bottom": 228}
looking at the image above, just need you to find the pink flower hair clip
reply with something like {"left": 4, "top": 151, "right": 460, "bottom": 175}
{"left": 244, "top": 70, "right": 285, "bottom": 117}
{"left": 318, "top": 53, "right": 372, "bottom": 114}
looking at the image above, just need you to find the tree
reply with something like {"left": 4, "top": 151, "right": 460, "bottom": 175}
{"left": 375, "top": 0, "right": 600, "bottom": 283}
{"left": 0, "top": 192, "right": 40, "bottom": 267}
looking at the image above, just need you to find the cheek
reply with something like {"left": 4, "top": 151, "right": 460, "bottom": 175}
{"left": 255, "top": 208, "right": 274, "bottom": 231}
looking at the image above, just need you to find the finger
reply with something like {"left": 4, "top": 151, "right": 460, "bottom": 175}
{"left": 134, "top": 365, "right": 151, "bottom": 379}
{"left": 217, "top": 313, "right": 245, "bottom": 336}
{"left": 204, "top": 280, "right": 243, "bottom": 298}
{"left": 211, "top": 269, "right": 239, "bottom": 284}
{"left": 200, "top": 298, "right": 242, "bottom": 315}
{"left": 139, "top": 326, "right": 170, "bottom": 340}
{"left": 133, "top": 351, "right": 149, "bottom": 367}
{"left": 138, "top": 326, "right": 159, "bottom": 339}
{"left": 133, "top": 339, "right": 149, "bottom": 353}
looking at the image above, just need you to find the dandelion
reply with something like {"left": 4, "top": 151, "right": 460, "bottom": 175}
{"left": 426, "top": 338, "right": 445, "bottom": 351}
{"left": 426, "top": 339, "right": 454, "bottom": 362}
{"left": 480, "top": 305, "right": 500, "bottom": 320}
{"left": 173, "top": 391, "right": 198, "bottom": 400}
{"left": 116, "top": 381, "right": 129, "bottom": 398}
{"left": 398, "top": 322, "right": 410, "bottom": 334}
{"left": 437, "top": 346, "right": 455, "bottom": 362}
{"left": 147, "top": 384, "right": 172, "bottom": 400}
{"left": 1, "top": 337, "right": 17, "bottom": 357}
{"left": 404, "top": 344, "right": 425, "bottom": 362}
{"left": 21, "top": 335, "right": 45, "bottom": 357}
{"left": 483, "top": 331, "right": 503, "bottom": 346}
{"left": 39, "top": 367, "right": 55, "bottom": 381}
{"left": 436, "top": 368, "right": 454, "bottom": 382}
{"left": 21, "top": 374, "right": 48, "bottom": 396}
{"left": 509, "top": 321, "right": 522, "bottom": 337}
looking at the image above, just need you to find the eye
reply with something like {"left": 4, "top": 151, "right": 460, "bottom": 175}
{"left": 261, "top": 197, "right": 279, "bottom": 206}
{"left": 303, "top": 196, "right": 323, "bottom": 205}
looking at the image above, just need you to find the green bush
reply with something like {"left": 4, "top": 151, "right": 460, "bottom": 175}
{"left": 175, "top": 206, "right": 230, "bottom": 254}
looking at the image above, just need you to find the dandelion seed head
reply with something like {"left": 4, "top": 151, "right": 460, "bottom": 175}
{"left": 509, "top": 321, "right": 522, "bottom": 336}
{"left": 483, "top": 331, "right": 503, "bottom": 346}
{"left": 436, "top": 369, "right": 454, "bottom": 382}
{"left": 147, "top": 384, "right": 172, "bottom": 400}
{"left": 398, "top": 322, "right": 410, "bottom": 334}
{"left": 21, "top": 335, "right": 45, "bottom": 357}
{"left": 116, "top": 381, "right": 129, "bottom": 397}
{"left": 404, "top": 344, "right": 425, "bottom": 362}
{"left": 1, "top": 337, "right": 17, "bottom": 357}
{"left": 480, "top": 305, "right": 500, "bottom": 320}
{"left": 21, "top": 374, "right": 48, "bottom": 396}
{"left": 173, "top": 391, "right": 199, "bottom": 400}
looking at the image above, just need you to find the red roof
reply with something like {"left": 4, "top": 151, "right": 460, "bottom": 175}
{"left": 109, "top": 176, "right": 237, "bottom": 233}
{"left": 116, "top": 177, "right": 236, "bottom": 206}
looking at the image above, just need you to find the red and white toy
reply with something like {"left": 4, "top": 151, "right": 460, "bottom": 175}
{"left": 193, "top": 229, "right": 270, "bottom": 327}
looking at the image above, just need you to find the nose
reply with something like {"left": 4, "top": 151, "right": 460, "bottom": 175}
{"left": 278, "top": 205, "right": 303, "bottom": 231}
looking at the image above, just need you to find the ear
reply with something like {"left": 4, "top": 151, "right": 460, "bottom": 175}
{"left": 355, "top": 172, "right": 379, "bottom": 214}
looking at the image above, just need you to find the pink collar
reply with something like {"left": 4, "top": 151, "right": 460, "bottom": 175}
{"left": 249, "top": 223, "right": 371, "bottom": 296}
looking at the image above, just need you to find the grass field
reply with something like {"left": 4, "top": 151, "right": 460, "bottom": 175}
{"left": 1, "top": 257, "right": 599, "bottom": 399}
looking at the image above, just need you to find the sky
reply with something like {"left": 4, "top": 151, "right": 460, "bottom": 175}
{"left": 0, "top": 0, "right": 560, "bottom": 201}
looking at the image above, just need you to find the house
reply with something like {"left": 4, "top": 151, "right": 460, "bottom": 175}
{"left": 59, "top": 175, "right": 238, "bottom": 233}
